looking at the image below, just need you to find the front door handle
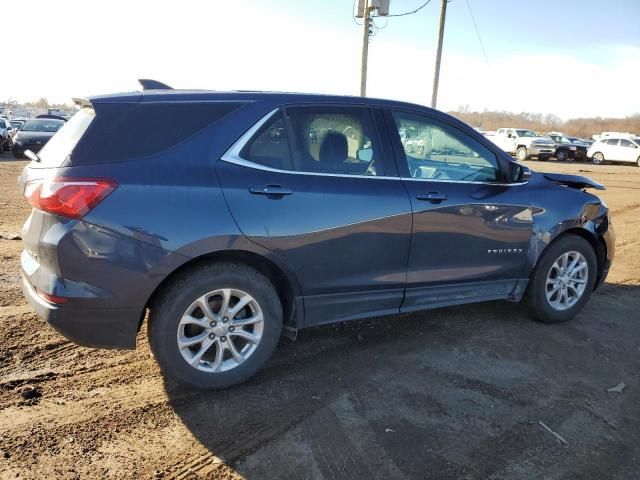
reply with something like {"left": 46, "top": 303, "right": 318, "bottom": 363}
{"left": 249, "top": 185, "right": 294, "bottom": 197}
{"left": 416, "top": 192, "right": 447, "bottom": 203}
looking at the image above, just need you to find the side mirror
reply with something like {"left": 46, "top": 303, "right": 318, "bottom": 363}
{"left": 356, "top": 148, "right": 373, "bottom": 162}
{"left": 509, "top": 162, "right": 531, "bottom": 183}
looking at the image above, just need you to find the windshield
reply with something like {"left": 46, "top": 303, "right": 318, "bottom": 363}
{"left": 515, "top": 129, "right": 536, "bottom": 137}
{"left": 37, "top": 108, "right": 95, "bottom": 167}
{"left": 20, "top": 119, "right": 64, "bottom": 132}
{"left": 10, "top": 121, "right": 23, "bottom": 128}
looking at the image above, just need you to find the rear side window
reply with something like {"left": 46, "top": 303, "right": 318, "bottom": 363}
{"left": 605, "top": 138, "right": 619, "bottom": 145}
{"left": 38, "top": 109, "right": 94, "bottom": 167}
{"left": 241, "top": 107, "right": 383, "bottom": 176}
{"left": 70, "top": 101, "right": 244, "bottom": 164}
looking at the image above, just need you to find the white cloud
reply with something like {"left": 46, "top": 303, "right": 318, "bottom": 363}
{"left": 3, "top": 0, "right": 638, "bottom": 119}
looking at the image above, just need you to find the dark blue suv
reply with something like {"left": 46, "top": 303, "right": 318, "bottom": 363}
{"left": 19, "top": 81, "right": 614, "bottom": 389}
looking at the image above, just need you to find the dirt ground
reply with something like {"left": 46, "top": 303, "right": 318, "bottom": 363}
{"left": 0, "top": 152, "right": 639, "bottom": 480}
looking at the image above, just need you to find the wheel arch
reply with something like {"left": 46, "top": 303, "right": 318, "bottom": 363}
{"left": 533, "top": 228, "right": 607, "bottom": 290}
{"left": 141, "top": 249, "right": 302, "bottom": 334}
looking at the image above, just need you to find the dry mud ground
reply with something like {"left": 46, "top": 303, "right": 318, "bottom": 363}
{"left": 0, "top": 154, "right": 639, "bottom": 480}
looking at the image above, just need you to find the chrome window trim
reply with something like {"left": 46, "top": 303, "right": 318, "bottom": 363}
{"left": 219, "top": 108, "right": 528, "bottom": 186}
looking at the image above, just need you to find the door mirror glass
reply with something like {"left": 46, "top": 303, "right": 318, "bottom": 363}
{"left": 509, "top": 162, "right": 531, "bottom": 183}
{"left": 356, "top": 148, "right": 373, "bottom": 162}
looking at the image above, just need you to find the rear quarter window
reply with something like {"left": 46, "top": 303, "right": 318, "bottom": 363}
{"left": 37, "top": 110, "right": 93, "bottom": 168}
{"left": 70, "top": 101, "right": 245, "bottom": 165}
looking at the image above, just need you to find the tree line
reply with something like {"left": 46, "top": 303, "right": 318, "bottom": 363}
{"left": 448, "top": 108, "right": 640, "bottom": 139}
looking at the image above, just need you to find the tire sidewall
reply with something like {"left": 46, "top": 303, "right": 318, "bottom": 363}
{"left": 516, "top": 147, "right": 527, "bottom": 161}
{"left": 527, "top": 235, "right": 598, "bottom": 323}
{"left": 149, "top": 264, "right": 283, "bottom": 389}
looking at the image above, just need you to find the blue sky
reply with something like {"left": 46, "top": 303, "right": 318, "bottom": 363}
{"left": 4, "top": 0, "right": 639, "bottom": 118}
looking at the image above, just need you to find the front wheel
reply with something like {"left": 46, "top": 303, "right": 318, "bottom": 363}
{"left": 556, "top": 150, "right": 568, "bottom": 162}
{"left": 148, "top": 262, "right": 283, "bottom": 389}
{"left": 516, "top": 147, "right": 527, "bottom": 162}
{"left": 523, "top": 234, "right": 597, "bottom": 323}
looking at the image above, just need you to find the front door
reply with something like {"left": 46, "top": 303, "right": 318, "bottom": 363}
{"left": 385, "top": 109, "right": 533, "bottom": 312}
{"left": 216, "top": 106, "right": 412, "bottom": 326}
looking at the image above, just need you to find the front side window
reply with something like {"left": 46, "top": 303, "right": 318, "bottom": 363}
{"left": 392, "top": 111, "right": 500, "bottom": 182}
{"left": 241, "top": 107, "right": 382, "bottom": 176}
{"left": 619, "top": 139, "right": 634, "bottom": 148}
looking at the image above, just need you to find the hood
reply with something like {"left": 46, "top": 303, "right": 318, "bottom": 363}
{"left": 543, "top": 172, "right": 605, "bottom": 190}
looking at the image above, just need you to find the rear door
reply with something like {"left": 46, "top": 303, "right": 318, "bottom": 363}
{"left": 619, "top": 139, "right": 639, "bottom": 162}
{"left": 216, "top": 105, "right": 412, "bottom": 326}
{"left": 384, "top": 109, "right": 533, "bottom": 312}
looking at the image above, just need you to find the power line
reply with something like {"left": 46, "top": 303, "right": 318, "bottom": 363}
{"left": 464, "top": 0, "right": 490, "bottom": 69}
{"left": 383, "top": 0, "right": 433, "bottom": 18}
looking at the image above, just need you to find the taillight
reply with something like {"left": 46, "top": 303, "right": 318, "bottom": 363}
{"left": 24, "top": 177, "right": 117, "bottom": 219}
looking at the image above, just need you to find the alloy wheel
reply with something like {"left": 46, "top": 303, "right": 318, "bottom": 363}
{"left": 545, "top": 251, "right": 589, "bottom": 311}
{"left": 176, "top": 288, "right": 264, "bottom": 373}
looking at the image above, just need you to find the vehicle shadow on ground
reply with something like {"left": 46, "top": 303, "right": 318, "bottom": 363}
{"left": 159, "top": 277, "right": 640, "bottom": 478}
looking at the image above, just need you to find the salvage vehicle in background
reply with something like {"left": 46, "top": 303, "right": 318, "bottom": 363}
{"left": 19, "top": 81, "right": 614, "bottom": 389}
{"left": 0, "top": 118, "right": 13, "bottom": 151}
{"left": 547, "top": 132, "right": 588, "bottom": 161}
{"left": 11, "top": 117, "right": 65, "bottom": 158}
{"left": 490, "top": 128, "right": 556, "bottom": 161}
{"left": 588, "top": 136, "right": 640, "bottom": 166}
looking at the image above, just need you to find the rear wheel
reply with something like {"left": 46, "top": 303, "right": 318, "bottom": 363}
{"left": 149, "top": 262, "right": 283, "bottom": 389}
{"left": 516, "top": 147, "right": 527, "bottom": 162}
{"left": 524, "top": 234, "right": 597, "bottom": 323}
{"left": 636, "top": 156, "right": 640, "bottom": 167}
{"left": 592, "top": 152, "right": 604, "bottom": 164}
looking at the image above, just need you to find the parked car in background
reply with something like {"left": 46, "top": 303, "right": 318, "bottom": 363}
{"left": 547, "top": 132, "right": 588, "bottom": 161}
{"left": 567, "top": 136, "right": 591, "bottom": 147}
{"left": 490, "top": 128, "right": 556, "bottom": 161}
{"left": 19, "top": 83, "right": 614, "bottom": 389}
{"left": 588, "top": 136, "right": 640, "bottom": 166}
{"left": 11, "top": 118, "right": 65, "bottom": 158}
{"left": 0, "top": 118, "right": 12, "bottom": 151}
{"left": 10, "top": 119, "right": 26, "bottom": 135}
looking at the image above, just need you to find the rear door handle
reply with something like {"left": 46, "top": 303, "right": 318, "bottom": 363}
{"left": 416, "top": 192, "right": 447, "bottom": 203}
{"left": 249, "top": 185, "right": 294, "bottom": 197}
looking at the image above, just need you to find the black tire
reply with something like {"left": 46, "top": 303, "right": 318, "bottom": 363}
{"left": 556, "top": 149, "right": 568, "bottom": 162}
{"left": 636, "top": 156, "right": 640, "bottom": 168}
{"left": 148, "top": 262, "right": 283, "bottom": 389}
{"left": 516, "top": 147, "right": 527, "bottom": 162}
{"left": 592, "top": 152, "right": 604, "bottom": 164}
{"left": 523, "top": 234, "right": 598, "bottom": 323}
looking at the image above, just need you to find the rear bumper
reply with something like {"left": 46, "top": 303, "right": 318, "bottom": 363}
{"left": 20, "top": 212, "right": 187, "bottom": 349}
{"left": 21, "top": 272, "right": 140, "bottom": 349}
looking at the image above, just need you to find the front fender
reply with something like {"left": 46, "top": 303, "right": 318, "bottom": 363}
{"left": 526, "top": 172, "right": 612, "bottom": 277}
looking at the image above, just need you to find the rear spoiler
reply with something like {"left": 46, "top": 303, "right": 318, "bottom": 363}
{"left": 72, "top": 97, "right": 92, "bottom": 108}
{"left": 543, "top": 172, "right": 605, "bottom": 190}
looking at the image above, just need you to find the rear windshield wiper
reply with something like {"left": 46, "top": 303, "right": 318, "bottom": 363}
{"left": 25, "top": 150, "right": 40, "bottom": 163}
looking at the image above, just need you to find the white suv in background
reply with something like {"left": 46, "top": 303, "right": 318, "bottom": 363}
{"left": 588, "top": 137, "right": 640, "bottom": 166}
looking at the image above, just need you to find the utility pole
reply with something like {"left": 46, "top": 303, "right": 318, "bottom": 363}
{"left": 355, "top": 0, "right": 389, "bottom": 97}
{"left": 360, "top": 7, "right": 371, "bottom": 97}
{"left": 431, "top": 0, "right": 447, "bottom": 108}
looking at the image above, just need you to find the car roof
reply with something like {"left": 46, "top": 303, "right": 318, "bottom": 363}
{"left": 86, "top": 88, "right": 436, "bottom": 112}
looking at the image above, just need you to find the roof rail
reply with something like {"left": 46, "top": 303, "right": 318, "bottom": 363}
{"left": 138, "top": 79, "right": 173, "bottom": 90}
